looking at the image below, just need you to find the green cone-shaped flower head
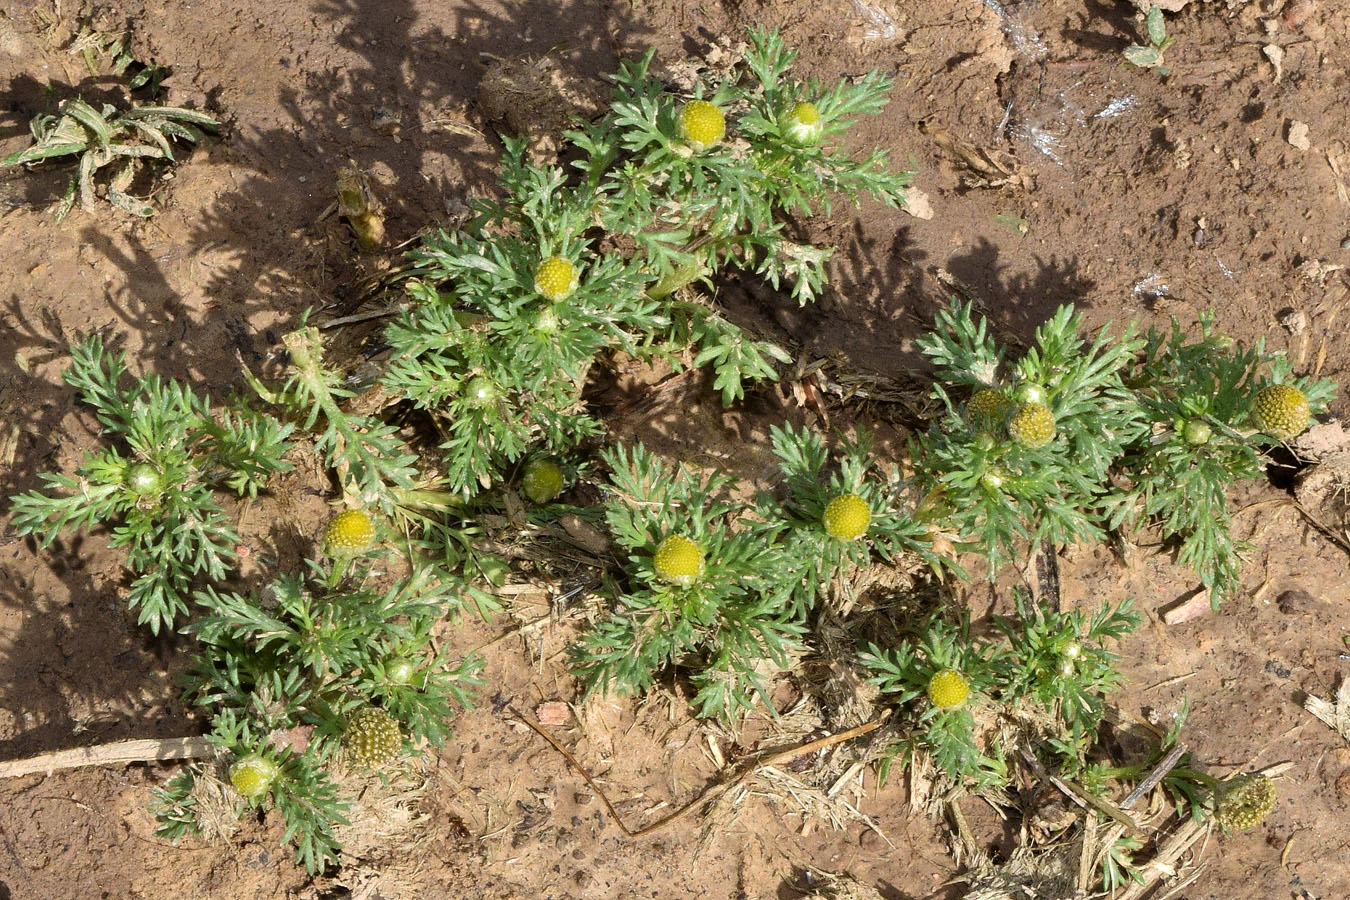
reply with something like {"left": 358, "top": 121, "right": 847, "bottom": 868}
{"left": 678, "top": 100, "right": 725, "bottom": 152}
{"left": 784, "top": 101, "right": 822, "bottom": 145}
{"left": 654, "top": 534, "right": 703, "bottom": 587}
{"left": 345, "top": 706, "right": 402, "bottom": 769}
{"left": 521, "top": 458, "right": 565, "bottom": 504}
{"left": 1215, "top": 774, "right": 1276, "bottom": 830}
{"left": 229, "top": 754, "right": 279, "bottom": 801}
{"left": 1008, "top": 402, "right": 1057, "bottom": 449}
{"left": 927, "top": 669, "right": 970, "bottom": 709}
{"left": 324, "top": 509, "right": 377, "bottom": 557}
{"left": 1250, "top": 384, "right": 1310, "bottom": 440}
{"left": 534, "top": 255, "right": 580, "bottom": 302}
{"left": 823, "top": 493, "right": 871, "bottom": 541}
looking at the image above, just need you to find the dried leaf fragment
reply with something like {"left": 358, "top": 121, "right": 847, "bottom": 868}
{"left": 1304, "top": 678, "right": 1350, "bottom": 742}
{"left": 918, "top": 118, "right": 1031, "bottom": 190}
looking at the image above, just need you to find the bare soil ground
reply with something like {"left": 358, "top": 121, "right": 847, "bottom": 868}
{"left": 1, "top": 0, "right": 1348, "bottom": 898}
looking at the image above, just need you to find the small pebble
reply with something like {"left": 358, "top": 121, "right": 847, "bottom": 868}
{"left": 1341, "top": 237, "right": 1350, "bottom": 250}
{"left": 1286, "top": 120, "right": 1311, "bottom": 151}
{"left": 1278, "top": 308, "right": 1308, "bottom": 335}
{"left": 1283, "top": 0, "right": 1315, "bottom": 29}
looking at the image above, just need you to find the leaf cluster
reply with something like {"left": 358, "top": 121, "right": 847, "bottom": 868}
{"left": 0, "top": 97, "right": 216, "bottom": 219}
{"left": 1103, "top": 315, "right": 1336, "bottom": 602}
{"left": 759, "top": 423, "right": 953, "bottom": 615}
{"left": 575, "top": 425, "right": 951, "bottom": 722}
{"left": 10, "top": 335, "right": 293, "bottom": 632}
{"left": 572, "top": 443, "right": 805, "bottom": 722}
{"left": 913, "top": 301, "right": 1145, "bottom": 573}
{"left": 1123, "top": 6, "right": 1176, "bottom": 73}
{"left": 912, "top": 301, "right": 1334, "bottom": 602}
{"left": 862, "top": 594, "right": 1139, "bottom": 785}
{"left": 861, "top": 613, "right": 1005, "bottom": 785}
{"left": 160, "top": 556, "right": 482, "bottom": 872}
{"left": 382, "top": 28, "right": 912, "bottom": 494}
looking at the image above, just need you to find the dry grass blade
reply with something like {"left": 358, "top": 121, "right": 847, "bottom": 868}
{"left": 1303, "top": 677, "right": 1350, "bottom": 742}
{"left": 0, "top": 736, "right": 213, "bottom": 779}
{"left": 510, "top": 706, "right": 884, "bottom": 837}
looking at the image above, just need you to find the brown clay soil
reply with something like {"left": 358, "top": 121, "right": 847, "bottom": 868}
{"left": 1, "top": 0, "right": 1349, "bottom": 898}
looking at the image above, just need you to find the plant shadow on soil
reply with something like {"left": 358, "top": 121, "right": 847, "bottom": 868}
{"left": 177, "top": 0, "right": 655, "bottom": 329}
{"left": 0, "top": 527, "right": 195, "bottom": 761}
{"left": 0, "top": 0, "right": 647, "bottom": 763}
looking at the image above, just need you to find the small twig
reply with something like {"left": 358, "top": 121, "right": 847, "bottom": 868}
{"left": 318, "top": 303, "right": 411, "bottom": 329}
{"left": 1119, "top": 743, "right": 1186, "bottom": 811}
{"left": 0, "top": 736, "right": 213, "bottom": 779}
{"left": 509, "top": 706, "right": 883, "bottom": 837}
{"left": 1018, "top": 748, "right": 1138, "bottom": 831}
{"left": 1115, "top": 818, "right": 1212, "bottom": 900}
{"left": 1235, "top": 497, "right": 1350, "bottom": 556}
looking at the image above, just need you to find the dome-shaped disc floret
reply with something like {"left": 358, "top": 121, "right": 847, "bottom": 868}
{"left": 229, "top": 754, "right": 279, "bottom": 801}
{"left": 927, "top": 669, "right": 970, "bottom": 709}
{"left": 534, "top": 307, "right": 561, "bottom": 335}
{"left": 783, "top": 101, "right": 822, "bottom": 146}
{"left": 823, "top": 493, "right": 871, "bottom": 541}
{"left": 1215, "top": 774, "right": 1276, "bottom": 830}
{"left": 653, "top": 534, "right": 703, "bottom": 587}
{"left": 677, "top": 100, "right": 725, "bottom": 152}
{"left": 464, "top": 376, "right": 502, "bottom": 409}
{"left": 124, "top": 462, "right": 164, "bottom": 499}
{"left": 521, "top": 458, "right": 565, "bottom": 504}
{"left": 324, "top": 509, "right": 377, "bottom": 557}
{"left": 966, "top": 388, "right": 1010, "bottom": 434}
{"left": 383, "top": 658, "right": 417, "bottom": 686}
{"left": 1008, "top": 402, "right": 1057, "bottom": 449}
{"left": 1182, "top": 419, "right": 1212, "bottom": 446}
{"left": 534, "top": 255, "right": 580, "bottom": 302}
{"left": 344, "top": 706, "right": 403, "bottom": 769}
{"left": 1250, "top": 384, "right": 1310, "bottom": 440}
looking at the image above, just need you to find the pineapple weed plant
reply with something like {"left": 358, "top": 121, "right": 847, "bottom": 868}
{"left": 6, "top": 28, "right": 1322, "bottom": 875}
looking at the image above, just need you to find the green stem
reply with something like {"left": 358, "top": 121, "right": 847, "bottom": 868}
{"left": 394, "top": 487, "right": 467, "bottom": 513}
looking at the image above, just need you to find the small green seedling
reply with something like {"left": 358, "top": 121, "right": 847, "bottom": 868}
{"left": 1123, "top": 6, "right": 1176, "bottom": 74}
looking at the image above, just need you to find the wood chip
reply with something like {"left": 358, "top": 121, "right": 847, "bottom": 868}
{"left": 559, "top": 513, "right": 610, "bottom": 555}
{"left": 534, "top": 701, "right": 572, "bottom": 726}
{"left": 1161, "top": 588, "right": 1212, "bottom": 624}
{"left": 1304, "top": 678, "right": 1350, "bottom": 742}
